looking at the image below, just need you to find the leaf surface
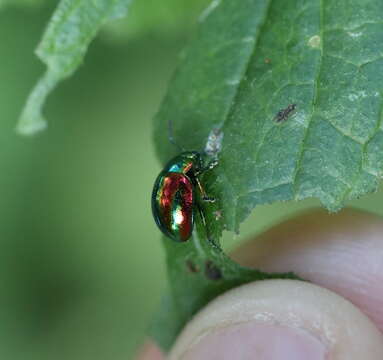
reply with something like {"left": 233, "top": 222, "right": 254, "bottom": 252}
{"left": 152, "top": 0, "right": 383, "bottom": 351}
{"left": 104, "top": 0, "right": 209, "bottom": 40}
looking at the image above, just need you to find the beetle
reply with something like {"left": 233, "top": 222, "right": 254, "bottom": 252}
{"left": 151, "top": 151, "right": 217, "bottom": 242}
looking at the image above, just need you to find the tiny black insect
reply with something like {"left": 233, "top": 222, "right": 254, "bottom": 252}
{"left": 274, "top": 103, "right": 296, "bottom": 123}
{"left": 204, "top": 260, "right": 222, "bottom": 281}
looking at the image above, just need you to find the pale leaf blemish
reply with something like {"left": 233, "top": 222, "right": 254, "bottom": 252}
{"left": 308, "top": 35, "right": 321, "bottom": 49}
{"left": 199, "top": 0, "right": 221, "bottom": 22}
{"left": 348, "top": 90, "right": 368, "bottom": 102}
{"left": 348, "top": 31, "right": 363, "bottom": 38}
{"left": 294, "top": 111, "right": 307, "bottom": 127}
{"left": 242, "top": 36, "right": 255, "bottom": 43}
{"left": 226, "top": 79, "right": 240, "bottom": 86}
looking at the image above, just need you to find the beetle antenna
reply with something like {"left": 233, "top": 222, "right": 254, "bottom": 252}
{"left": 168, "top": 117, "right": 185, "bottom": 152}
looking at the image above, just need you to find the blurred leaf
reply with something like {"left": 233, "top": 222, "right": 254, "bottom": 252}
{"left": 104, "top": 0, "right": 209, "bottom": 41}
{"left": 0, "top": 0, "right": 44, "bottom": 8}
{"left": 152, "top": 0, "right": 383, "bottom": 351}
{"left": 16, "top": 0, "right": 132, "bottom": 135}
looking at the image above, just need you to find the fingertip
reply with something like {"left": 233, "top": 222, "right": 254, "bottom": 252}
{"left": 135, "top": 340, "right": 164, "bottom": 360}
{"left": 169, "top": 280, "right": 383, "bottom": 360}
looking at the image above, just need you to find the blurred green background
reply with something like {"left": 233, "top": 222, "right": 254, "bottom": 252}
{"left": 1, "top": 2, "right": 382, "bottom": 359}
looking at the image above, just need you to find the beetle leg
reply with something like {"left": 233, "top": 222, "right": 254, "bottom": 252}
{"left": 195, "top": 159, "right": 218, "bottom": 176}
{"left": 204, "top": 159, "right": 218, "bottom": 171}
{"left": 196, "top": 203, "right": 219, "bottom": 248}
{"left": 195, "top": 177, "right": 215, "bottom": 203}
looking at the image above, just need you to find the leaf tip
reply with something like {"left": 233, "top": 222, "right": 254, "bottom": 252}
{"left": 16, "top": 70, "right": 59, "bottom": 136}
{"left": 15, "top": 114, "right": 47, "bottom": 136}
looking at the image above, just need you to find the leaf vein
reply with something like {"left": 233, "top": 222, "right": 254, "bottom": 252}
{"left": 292, "top": 0, "right": 324, "bottom": 199}
{"left": 218, "top": 0, "right": 274, "bottom": 128}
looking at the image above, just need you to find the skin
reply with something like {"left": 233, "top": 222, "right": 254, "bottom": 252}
{"left": 136, "top": 209, "right": 383, "bottom": 359}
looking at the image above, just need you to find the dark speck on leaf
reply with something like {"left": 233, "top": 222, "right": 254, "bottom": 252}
{"left": 205, "top": 260, "right": 222, "bottom": 281}
{"left": 186, "top": 260, "right": 199, "bottom": 273}
{"left": 274, "top": 104, "right": 296, "bottom": 123}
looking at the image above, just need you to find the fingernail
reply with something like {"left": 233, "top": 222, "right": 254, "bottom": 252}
{"left": 180, "top": 322, "right": 327, "bottom": 360}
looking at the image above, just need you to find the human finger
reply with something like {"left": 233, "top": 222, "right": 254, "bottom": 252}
{"left": 232, "top": 208, "right": 383, "bottom": 331}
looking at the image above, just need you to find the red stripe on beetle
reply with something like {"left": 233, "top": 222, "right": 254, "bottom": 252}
{"left": 159, "top": 173, "right": 194, "bottom": 241}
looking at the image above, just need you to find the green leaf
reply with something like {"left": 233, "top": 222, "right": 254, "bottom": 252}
{"left": 0, "top": 0, "right": 44, "bottom": 8}
{"left": 16, "top": 0, "right": 132, "bottom": 135}
{"left": 104, "top": 0, "right": 209, "bottom": 41}
{"left": 152, "top": 0, "right": 383, "bottom": 351}
{"left": 150, "top": 233, "right": 298, "bottom": 350}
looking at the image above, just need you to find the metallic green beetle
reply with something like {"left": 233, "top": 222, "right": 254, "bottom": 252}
{"left": 151, "top": 151, "right": 216, "bottom": 242}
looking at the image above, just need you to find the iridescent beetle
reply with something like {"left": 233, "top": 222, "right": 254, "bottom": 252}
{"left": 151, "top": 122, "right": 218, "bottom": 242}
